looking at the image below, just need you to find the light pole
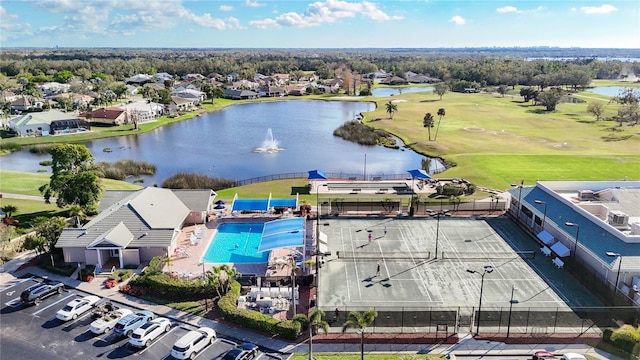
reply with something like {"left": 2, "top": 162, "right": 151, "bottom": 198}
{"left": 467, "top": 265, "right": 493, "bottom": 336}
{"left": 506, "top": 285, "right": 518, "bottom": 338}
{"left": 510, "top": 181, "right": 524, "bottom": 220}
{"left": 606, "top": 252, "right": 622, "bottom": 298}
{"left": 315, "top": 183, "right": 327, "bottom": 282}
{"left": 434, "top": 209, "right": 449, "bottom": 259}
{"left": 534, "top": 200, "right": 547, "bottom": 230}
{"left": 565, "top": 222, "right": 580, "bottom": 259}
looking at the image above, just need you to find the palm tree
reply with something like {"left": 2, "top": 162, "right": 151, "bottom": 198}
{"left": 341, "top": 309, "right": 378, "bottom": 360}
{"left": 423, "top": 112, "right": 434, "bottom": 141}
{"left": 385, "top": 101, "right": 397, "bottom": 119}
{"left": 434, "top": 108, "right": 446, "bottom": 141}
{"left": 293, "top": 308, "right": 329, "bottom": 360}
{"left": 67, "top": 204, "right": 85, "bottom": 228}
{"left": 1, "top": 204, "right": 18, "bottom": 220}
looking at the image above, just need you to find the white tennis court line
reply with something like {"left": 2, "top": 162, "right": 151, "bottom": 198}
{"left": 491, "top": 222, "right": 570, "bottom": 303}
{"left": 341, "top": 227, "right": 354, "bottom": 302}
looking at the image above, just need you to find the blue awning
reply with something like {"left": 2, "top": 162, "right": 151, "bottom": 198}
{"left": 258, "top": 218, "right": 305, "bottom": 252}
{"left": 407, "top": 169, "right": 431, "bottom": 179}
{"left": 269, "top": 199, "right": 297, "bottom": 208}
{"left": 308, "top": 170, "right": 327, "bottom": 180}
{"left": 232, "top": 199, "right": 269, "bottom": 212}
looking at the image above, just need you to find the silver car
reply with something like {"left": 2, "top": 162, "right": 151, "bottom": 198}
{"left": 128, "top": 317, "right": 171, "bottom": 347}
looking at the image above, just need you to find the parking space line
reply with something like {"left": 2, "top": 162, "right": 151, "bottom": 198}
{"left": 138, "top": 325, "right": 177, "bottom": 355}
{"left": 1, "top": 276, "right": 34, "bottom": 292}
{"left": 31, "top": 293, "right": 76, "bottom": 315}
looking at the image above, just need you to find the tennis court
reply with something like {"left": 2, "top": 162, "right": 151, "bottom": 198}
{"left": 317, "top": 217, "right": 603, "bottom": 316}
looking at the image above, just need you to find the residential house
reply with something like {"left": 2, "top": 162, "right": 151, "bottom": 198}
{"left": 171, "top": 89, "right": 205, "bottom": 102}
{"left": 125, "top": 74, "right": 153, "bottom": 85}
{"left": 144, "top": 82, "right": 165, "bottom": 92}
{"left": 223, "top": 89, "right": 259, "bottom": 100}
{"left": 55, "top": 187, "right": 216, "bottom": 269}
{"left": 39, "top": 82, "right": 70, "bottom": 96}
{"left": 155, "top": 72, "right": 174, "bottom": 82}
{"left": 317, "top": 78, "right": 343, "bottom": 93}
{"left": 115, "top": 101, "right": 163, "bottom": 123}
{"left": 287, "top": 85, "right": 308, "bottom": 96}
{"left": 8, "top": 110, "right": 88, "bottom": 136}
{"left": 125, "top": 84, "right": 138, "bottom": 96}
{"left": 231, "top": 79, "right": 259, "bottom": 90}
{"left": 182, "top": 73, "right": 205, "bottom": 81}
{"left": 271, "top": 73, "right": 290, "bottom": 85}
{"left": 364, "top": 70, "right": 389, "bottom": 79}
{"left": 227, "top": 72, "right": 241, "bottom": 82}
{"left": 86, "top": 108, "right": 127, "bottom": 125}
{"left": 169, "top": 96, "right": 194, "bottom": 112}
{"left": 10, "top": 95, "right": 44, "bottom": 113}
{"left": 403, "top": 71, "right": 418, "bottom": 79}
{"left": 51, "top": 93, "right": 95, "bottom": 110}
{"left": 407, "top": 75, "right": 441, "bottom": 84}
{"left": 258, "top": 85, "right": 286, "bottom": 97}
{"left": 207, "top": 73, "right": 225, "bottom": 82}
{"left": 380, "top": 76, "right": 408, "bottom": 85}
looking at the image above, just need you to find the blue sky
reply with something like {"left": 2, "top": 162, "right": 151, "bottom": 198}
{"left": 1, "top": 0, "right": 638, "bottom": 48}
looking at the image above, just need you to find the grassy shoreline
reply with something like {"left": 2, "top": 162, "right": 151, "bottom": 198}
{"left": 1, "top": 80, "right": 638, "bottom": 192}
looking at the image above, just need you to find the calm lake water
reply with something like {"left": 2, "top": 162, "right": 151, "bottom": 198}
{"left": 2, "top": 100, "right": 443, "bottom": 184}
{"left": 371, "top": 86, "right": 434, "bottom": 97}
{"left": 587, "top": 86, "right": 632, "bottom": 97}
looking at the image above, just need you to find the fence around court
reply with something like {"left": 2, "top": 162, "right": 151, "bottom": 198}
{"left": 322, "top": 306, "right": 640, "bottom": 335}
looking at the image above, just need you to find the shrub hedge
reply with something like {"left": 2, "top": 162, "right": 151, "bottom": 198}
{"left": 609, "top": 325, "right": 640, "bottom": 353}
{"left": 218, "top": 281, "right": 300, "bottom": 340}
{"left": 129, "top": 273, "right": 206, "bottom": 300}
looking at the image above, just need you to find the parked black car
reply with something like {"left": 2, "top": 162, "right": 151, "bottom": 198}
{"left": 221, "top": 343, "right": 259, "bottom": 360}
{"left": 20, "top": 279, "right": 65, "bottom": 305}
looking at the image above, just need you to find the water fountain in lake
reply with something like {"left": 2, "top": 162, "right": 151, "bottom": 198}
{"left": 254, "top": 128, "right": 284, "bottom": 153}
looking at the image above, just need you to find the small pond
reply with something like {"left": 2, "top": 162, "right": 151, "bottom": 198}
{"left": 2, "top": 100, "right": 445, "bottom": 184}
{"left": 371, "top": 86, "right": 434, "bottom": 97}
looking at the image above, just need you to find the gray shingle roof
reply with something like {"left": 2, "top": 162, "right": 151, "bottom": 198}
{"left": 57, "top": 188, "right": 211, "bottom": 250}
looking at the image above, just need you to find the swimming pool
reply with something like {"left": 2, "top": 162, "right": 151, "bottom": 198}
{"left": 203, "top": 223, "right": 269, "bottom": 264}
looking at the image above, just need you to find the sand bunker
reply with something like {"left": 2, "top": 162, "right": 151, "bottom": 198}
{"left": 463, "top": 126, "right": 485, "bottom": 132}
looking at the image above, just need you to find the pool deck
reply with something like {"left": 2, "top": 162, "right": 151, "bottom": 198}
{"left": 167, "top": 217, "right": 300, "bottom": 281}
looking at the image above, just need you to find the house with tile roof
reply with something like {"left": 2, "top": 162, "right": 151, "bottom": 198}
{"left": 86, "top": 108, "right": 127, "bottom": 125}
{"left": 508, "top": 181, "right": 640, "bottom": 304}
{"left": 8, "top": 109, "right": 86, "bottom": 136}
{"left": 56, "top": 187, "right": 216, "bottom": 269}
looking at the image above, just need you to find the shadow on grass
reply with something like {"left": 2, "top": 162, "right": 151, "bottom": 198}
{"left": 526, "top": 109, "right": 548, "bottom": 114}
{"left": 419, "top": 99, "right": 439, "bottom": 103}
{"left": 601, "top": 135, "right": 632, "bottom": 142}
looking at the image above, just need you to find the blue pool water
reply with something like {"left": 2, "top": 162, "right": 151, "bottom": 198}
{"left": 203, "top": 223, "right": 269, "bottom": 264}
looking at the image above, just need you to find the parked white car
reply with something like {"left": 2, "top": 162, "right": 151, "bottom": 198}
{"left": 113, "top": 310, "right": 154, "bottom": 337}
{"left": 90, "top": 308, "right": 133, "bottom": 334}
{"left": 170, "top": 327, "right": 216, "bottom": 359}
{"left": 128, "top": 317, "right": 172, "bottom": 348}
{"left": 56, "top": 295, "right": 100, "bottom": 321}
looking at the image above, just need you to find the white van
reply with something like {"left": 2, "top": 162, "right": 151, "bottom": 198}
{"left": 170, "top": 327, "right": 216, "bottom": 359}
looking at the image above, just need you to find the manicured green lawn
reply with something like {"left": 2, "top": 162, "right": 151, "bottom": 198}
{"left": 357, "top": 86, "right": 639, "bottom": 190}
{"left": 0, "top": 170, "right": 141, "bottom": 196}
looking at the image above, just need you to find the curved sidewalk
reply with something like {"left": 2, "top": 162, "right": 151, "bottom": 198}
{"left": 0, "top": 252, "right": 622, "bottom": 359}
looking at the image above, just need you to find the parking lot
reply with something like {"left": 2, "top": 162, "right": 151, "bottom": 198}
{"left": 0, "top": 277, "right": 266, "bottom": 360}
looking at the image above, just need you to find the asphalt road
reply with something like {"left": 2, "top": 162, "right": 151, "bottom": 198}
{"left": 0, "top": 277, "right": 254, "bottom": 360}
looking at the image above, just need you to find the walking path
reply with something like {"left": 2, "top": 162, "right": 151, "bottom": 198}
{"left": 0, "top": 251, "right": 622, "bottom": 359}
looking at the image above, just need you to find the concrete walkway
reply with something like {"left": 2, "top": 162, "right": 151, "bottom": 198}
{"left": 0, "top": 251, "right": 622, "bottom": 359}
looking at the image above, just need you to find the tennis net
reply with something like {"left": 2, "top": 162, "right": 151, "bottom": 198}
{"left": 335, "top": 250, "right": 535, "bottom": 261}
